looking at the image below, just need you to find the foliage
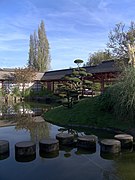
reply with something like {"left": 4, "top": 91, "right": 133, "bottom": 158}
{"left": 14, "top": 67, "right": 36, "bottom": 96}
{"left": 0, "top": 89, "right": 3, "bottom": 97}
{"left": 85, "top": 21, "right": 135, "bottom": 67}
{"left": 85, "top": 49, "right": 112, "bottom": 66}
{"left": 107, "top": 22, "right": 135, "bottom": 65}
{"left": 23, "top": 87, "right": 59, "bottom": 104}
{"left": 12, "top": 86, "right": 21, "bottom": 97}
{"left": 99, "top": 66, "right": 135, "bottom": 121}
{"left": 57, "top": 59, "right": 92, "bottom": 108}
{"left": 45, "top": 97, "right": 132, "bottom": 130}
{"left": 74, "top": 59, "right": 84, "bottom": 66}
{"left": 28, "top": 20, "right": 51, "bottom": 72}
{"left": 28, "top": 31, "right": 38, "bottom": 70}
{"left": 91, "top": 82, "right": 101, "bottom": 92}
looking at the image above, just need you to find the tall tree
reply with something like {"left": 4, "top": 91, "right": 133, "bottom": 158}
{"left": 37, "top": 20, "right": 51, "bottom": 72}
{"left": 28, "top": 20, "right": 51, "bottom": 72}
{"left": 107, "top": 21, "right": 135, "bottom": 66}
{"left": 85, "top": 50, "right": 112, "bottom": 66}
{"left": 28, "top": 34, "right": 35, "bottom": 68}
{"left": 33, "top": 31, "right": 38, "bottom": 70}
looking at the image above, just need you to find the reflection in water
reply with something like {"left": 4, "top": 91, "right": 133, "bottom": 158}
{"left": 59, "top": 145, "right": 74, "bottom": 153}
{"left": 0, "top": 102, "right": 135, "bottom": 179}
{"left": 100, "top": 152, "right": 120, "bottom": 161}
{"left": 116, "top": 152, "right": 135, "bottom": 179}
{"left": 39, "top": 151, "right": 59, "bottom": 159}
{"left": 75, "top": 147, "right": 96, "bottom": 155}
{"left": 0, "top": 102, "right": 51, "bottom": 142}
{"left": 0, "top": 152, "right": 10, "bottom": 160}
{"left": 15, "top": 154, "right": 36, "bottom": 162}
{"left": 0, "top": 102, "right": 50, "bottom": 120}
{"left": 64, "top": 152, "right": 71, "bottom": 158}
{"left": 15, "top": 114, "right": 50, "bottom": 142}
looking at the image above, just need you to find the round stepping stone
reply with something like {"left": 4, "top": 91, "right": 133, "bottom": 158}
{"left": 114, "top": 134, "right": 133, "bottom": 149}
{"left": 15, "top": 141, "right": 36, "bottom": 157}
{"left": 39, "top": 139, "right": 59, "bottom": 153}
{"left": 77, "top": 135, "right": 97, "bottom": 150}
{"left": 56, "top": 133, "right": 74, "bottom": 145}
{"left": 0, "top": 140, "right": 9, "bottom": 154}
{"left": 100, "top": 139, "right": 121, "bottom": 154}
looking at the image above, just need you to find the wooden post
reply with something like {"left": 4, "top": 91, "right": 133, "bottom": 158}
{"left": 47, "top": 82, "right": 52, "bottom": 91}
{"left": 100, "top": 74, "right": 105, "bottom": 93}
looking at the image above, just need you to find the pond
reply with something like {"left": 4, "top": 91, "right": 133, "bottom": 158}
{"left": 0, "top": 102, "right": 134, "bottom": 180}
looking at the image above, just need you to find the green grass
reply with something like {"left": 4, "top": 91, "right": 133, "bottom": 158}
{"left": 44, "top": 97, "right": 133, "bottom": 130}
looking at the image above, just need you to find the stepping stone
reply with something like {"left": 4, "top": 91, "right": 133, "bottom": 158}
{"left": 39, "top": 139, "right": 59, "bottom": 153}
{"left": 56, "top": 133, "right": 74, "bottom": 145}
{"left": 77, "top": 135, "right": 97, "bottom": 150}
{"left": 100, "top": 139, "right": 121, "bottom": 154}
{"left": 15, "top": 141, "right": 36, "bottom": 157}
{"left": 0, "top": 140, "right": 9, "bottom": 154}
{"left": 114, "top": 134, "right": 133, "bottom": 148}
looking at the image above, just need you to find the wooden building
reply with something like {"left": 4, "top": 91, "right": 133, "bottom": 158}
{"left": 42, "top": 60, "right": 120, "bottom": 92}
{"left": 0, "top": 60, "right": 120, "bottom": 94}
{"left": 0, "top": 69, "right": 44, "bottom": 93}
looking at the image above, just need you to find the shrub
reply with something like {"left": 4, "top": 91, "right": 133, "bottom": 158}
{"left": 99, "top": 66, "right": 135, "bottom": 121}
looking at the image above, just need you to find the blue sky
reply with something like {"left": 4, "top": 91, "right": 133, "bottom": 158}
{"left": 0, "top": 0, "right": 135, "bottom": 70}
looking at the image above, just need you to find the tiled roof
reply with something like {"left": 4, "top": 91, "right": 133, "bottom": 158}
{"left": 0, "top": 71, "right": 14, "bottom": 80}
{"left": 0, "top": 60, "right": 119, "bottom": 81}
{"left": 42, "top": 60, "right": 119, "bottom": 81}
{"left": 0, "top": 71, "right": 44, "bottom": 81}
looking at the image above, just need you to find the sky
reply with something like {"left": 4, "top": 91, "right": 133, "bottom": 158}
{"left": 0, "top": 0, "right": 135, "bottom": 70}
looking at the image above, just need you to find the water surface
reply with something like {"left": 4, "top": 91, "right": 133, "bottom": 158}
{"left": 0, "top": 102, "right": 133, "bottom": 180}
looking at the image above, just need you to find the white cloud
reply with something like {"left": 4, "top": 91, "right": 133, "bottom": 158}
{"left": 0, "top": 0, "right": 135, "bottom": 69}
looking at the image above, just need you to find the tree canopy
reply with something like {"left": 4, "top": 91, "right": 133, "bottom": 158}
{"left": 107, "top": 22, "right": 135, "bottom": 65}
{"left": 57, "top": 59, "right": 92, "bottom": 108}
{"left": 85, "top": 21, "right": 135, "bottom": 67}
{"left": 84, "top": 50, "right": 112, "bottom": 66}
{"left": 14, "top": 67, "right": 36, "bottom": 96}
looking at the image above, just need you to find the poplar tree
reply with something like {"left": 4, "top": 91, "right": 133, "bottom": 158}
{"left": 28, "top": 20, "right": 51, "bottom": 72}
{"left": 33, "top": 31, "right": 38, "bottom": 70}
{"left": 28, "top": 34, "right": 35, "bottom": 68}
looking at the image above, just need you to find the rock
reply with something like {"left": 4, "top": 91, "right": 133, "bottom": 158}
{"left": 39, "top": 138, "right": 59, "bottom": 153}
{"left": 77, "top": 135, "right": 97, "bottom": 150}
{"left": 0, "top": 140, "right": 9, "bottom": 154}
{"left": 100, "top": 139, "right": 121, "bottom": 154}
{"left": 114, "top": 134, "right": 133, "bottom": 149}
{"left": 56, "top": 133, "right": 74, "bottom": 145}
{"left": 15, "top": 141, "right": 36, "bottom": 157}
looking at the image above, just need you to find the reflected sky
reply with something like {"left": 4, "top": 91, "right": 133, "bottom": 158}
{"left": 0, "top": 102, "right": 131, "bottom": 180}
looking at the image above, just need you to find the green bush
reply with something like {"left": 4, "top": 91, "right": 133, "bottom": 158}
{"left": 99, "top": 67, "right": 135, "bottom": 121}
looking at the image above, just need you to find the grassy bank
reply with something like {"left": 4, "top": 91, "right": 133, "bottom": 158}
{"left": 44, "top": 97, "right": 133, "bottom": 130}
